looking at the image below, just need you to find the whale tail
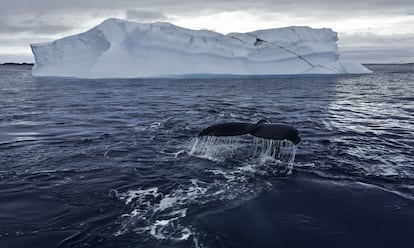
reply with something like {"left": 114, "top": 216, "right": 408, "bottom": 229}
{"left": 198, "top": 120, "right": 301, "bottom": 145}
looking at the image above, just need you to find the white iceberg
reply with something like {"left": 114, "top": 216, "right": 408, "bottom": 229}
{"left": 30, "top": 18, "right": 371, "bottom": 78}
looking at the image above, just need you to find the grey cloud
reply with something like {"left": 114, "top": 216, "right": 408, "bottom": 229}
{"left": 1, "top": 0, "right": 414, "bottom": 63}
{"left": 339, "top": 33, "right": 414, "bottom": 63}
{"left": 2, "top": 0, "right": 414, "bottom": 18}
{"left": 0, "top": 23, "right": 72, "bottom": 35}
{"left": 339, "top": 33, "right": 414, "bottom": 48}
{"left": 0, "top": 16, "right": 73, "bottom": 35}
{"left": 0, "top": 53, "right": 34, "bottom": 63}
{"left": 341, "top": 49, "right": 414, "bottom": 64}
{"left": 1, "top": 1, "right": 414, "bottom": 36}
{"left": 125, "top": 9, "right": 167, "bottom": 22}
{"left": 0, "top": 37, "right": 52, "bottom": 46}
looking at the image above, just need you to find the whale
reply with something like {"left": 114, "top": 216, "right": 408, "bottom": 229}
{"left": 198, "top": 120, "right": 301, "bottom": 145}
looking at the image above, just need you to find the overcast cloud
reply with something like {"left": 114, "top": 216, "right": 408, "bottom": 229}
{"left": 1, "top": 0, "right": 413, "bottom": 63}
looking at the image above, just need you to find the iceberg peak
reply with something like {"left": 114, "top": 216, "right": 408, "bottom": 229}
{"left": 30, "top": 18, "right": 371, "bottom": 78}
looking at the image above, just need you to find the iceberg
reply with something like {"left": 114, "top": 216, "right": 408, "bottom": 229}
{"left": 30, "top": 18, "right": 371, "bottom": 78}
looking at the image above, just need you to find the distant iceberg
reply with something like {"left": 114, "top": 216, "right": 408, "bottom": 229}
{"left": 30, "top": 18, "right": 371, "bottom": 78}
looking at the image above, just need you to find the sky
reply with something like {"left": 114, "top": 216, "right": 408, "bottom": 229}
{"left": 1, "top": 0, "right": 413, "bottom": 63}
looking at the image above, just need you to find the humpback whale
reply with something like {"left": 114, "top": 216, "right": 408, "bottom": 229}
{"left": 198, "top": 120, "right": 301, "bottom": 145}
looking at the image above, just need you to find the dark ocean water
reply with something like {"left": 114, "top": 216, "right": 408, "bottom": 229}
{"left": 0, "top": 64, "right": 413, "bottom": 248}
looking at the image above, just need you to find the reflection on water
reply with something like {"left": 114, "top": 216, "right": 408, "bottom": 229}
{"left": 326, "top": 74, "right": 414, "bottom": 178}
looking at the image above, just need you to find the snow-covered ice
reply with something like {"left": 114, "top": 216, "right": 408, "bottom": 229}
{"left": 30, "top": 18, "right": 371, "bottom": 78}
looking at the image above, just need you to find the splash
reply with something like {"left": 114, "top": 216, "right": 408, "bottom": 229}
{"left": 114, "top": 135, "right": 298, "bottom": 245}
{"left": 189, "top": 135, "right": 298, "bottom": 174}
{"left": 188, "top": 136, "right": 247, "bottom": 162}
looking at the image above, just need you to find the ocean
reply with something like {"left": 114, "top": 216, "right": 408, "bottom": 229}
{"left": 0, "top": 64, "right": 413, "bottom": 248}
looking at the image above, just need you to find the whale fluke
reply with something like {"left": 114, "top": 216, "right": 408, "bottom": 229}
{"left": 198, "top": 120, "right": 301, "bottom": 145}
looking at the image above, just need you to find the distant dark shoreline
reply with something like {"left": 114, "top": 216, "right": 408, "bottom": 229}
{"left": 365, "top": 62, "right": 413, "bottom": 65}
{"left": 1, "top": 62, "right": 412, "bottom": 67}
{"left": 1, "top": 62, "right": 34, "bottom": 66}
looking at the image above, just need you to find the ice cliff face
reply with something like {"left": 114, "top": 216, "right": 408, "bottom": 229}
{"left": 31, "top": 18, "right": 371, "bottom": 78}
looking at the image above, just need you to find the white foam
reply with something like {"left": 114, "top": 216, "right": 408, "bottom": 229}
{"left": 115, "top": 168, "right": 273, "bottom": 242}
{"left": 114, "top": 136, "right": 298, "bottom": 243}
{"left": 118, "top": 187, "right": 160, "bottom": 205}
{"left": 115, "top": 179, "right": 211, "bottom": 241}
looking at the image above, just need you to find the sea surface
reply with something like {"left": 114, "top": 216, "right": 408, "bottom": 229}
{"left": 0, "top": 64, "right": 413, "bottom": 248}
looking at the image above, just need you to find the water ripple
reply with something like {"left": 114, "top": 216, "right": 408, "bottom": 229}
{"left": 0, "top": 64, "right": 413, "bottom": 247}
